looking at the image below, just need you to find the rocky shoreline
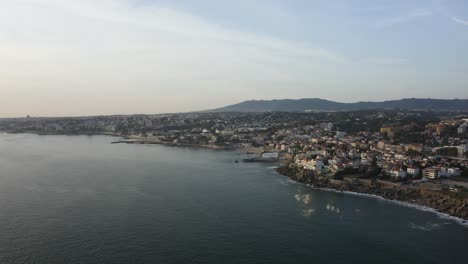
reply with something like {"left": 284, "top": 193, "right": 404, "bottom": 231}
{"left": 3, "top": 131, "right": 467, "bottom": 220}
{"left": 276, "top": 164, "right": 468, "bottom": 221}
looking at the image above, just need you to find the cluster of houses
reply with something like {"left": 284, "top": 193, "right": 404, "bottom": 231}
{"left": 281, "top": 120, "right": 468, "bottom": 181}
{"left": 2, "top": 112, "right": 467, "bottom": 184}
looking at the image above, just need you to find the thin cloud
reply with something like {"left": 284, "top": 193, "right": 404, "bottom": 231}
{"left": 376, "top": 9, "right": 432, "bottom": 28}
{"left": 451, "top": 16, "right": 468, "bottom": 26}
{"left": 0, "top": 0, "right": 344, "bottom": 87}
{"left": 0, "top": 0, "right": 346, "bottom": 116}
{"left": 9, "top": 0, "right": 339, "bottom": 61}
{"left": 361, "top": 57, "right": 408, "bottom": 65}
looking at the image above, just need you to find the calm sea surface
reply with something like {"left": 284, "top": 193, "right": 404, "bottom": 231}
{"left": 0, "top": 133, "right": 467, "bottom": 264}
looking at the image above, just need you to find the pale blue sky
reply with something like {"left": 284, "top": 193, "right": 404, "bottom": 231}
{"left": 0, "top": 0, "right": 467, "bottom": 116}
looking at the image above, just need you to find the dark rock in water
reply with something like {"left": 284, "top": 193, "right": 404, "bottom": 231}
{"left": 242, "top": 157, "right": 277, "bottom": 163}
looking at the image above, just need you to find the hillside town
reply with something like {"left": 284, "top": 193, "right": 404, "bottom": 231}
{"left": 1, "top": 110, "right": 468, "bottom": 217}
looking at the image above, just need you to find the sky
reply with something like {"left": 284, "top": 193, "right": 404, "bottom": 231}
{"left": 1, "top": 0, "right": 468, "bottom": 117}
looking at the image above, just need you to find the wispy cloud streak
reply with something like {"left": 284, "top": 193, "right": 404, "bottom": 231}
{"left": 376, "top": 9, "right": 432, "bottom": 28}
{"left": 361, "top": 57, "right": 408, "bottom": 65}
{"left": 451, "top": 16, "right": 468, "bottom": 26}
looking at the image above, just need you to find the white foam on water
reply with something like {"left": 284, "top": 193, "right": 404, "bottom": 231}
{"left": 305, "top": 184, "right": 468, "bottom": 228}
{"left": 270, "top": 169, "right": 468, "bottom": 228}
{"left": 408, "top": 222, "right": 443, "bottom": 231}
{"left": 277, "top": 177, "right": 301, "bottom": 186}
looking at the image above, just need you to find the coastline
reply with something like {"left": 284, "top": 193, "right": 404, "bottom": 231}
{"left": 110, "top": 139, "right": 231, "bottom": 151}
{"left": 275, "top": 164, "right": 468, "bottom": 223}
{"left": 312, "top": 185, "right": 468, "bottom": 227}
{"left": 2, "top": 131, "right": 467, "bottom": 224}
{"left": 1, "top": 131, "right": 234, "bottom": 150}
{"left": 281, "top": 172, "right": 468, "bottom": 227}
{"left": 0, "top": 131, "right": 264, "bottom": 153}
{"left": 110, "top": 138, "right": 267, "bottom": 154}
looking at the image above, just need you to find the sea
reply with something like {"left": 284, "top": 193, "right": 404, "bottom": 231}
{"left": 0, "top": 133, "right": 467, "bottom": 264}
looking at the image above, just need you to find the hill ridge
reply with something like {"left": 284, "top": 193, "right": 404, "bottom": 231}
{"left": 209, "top": 98, "right": 468, "bottom": 112}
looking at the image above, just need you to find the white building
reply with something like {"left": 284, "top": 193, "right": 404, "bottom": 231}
{"left": 105, "top": 125, "right": 116, "bottom": 132}
{"left": 145, "top": 119, "right": 153, "bottom": 128}
{"left": 454, "top": 144, "right": 468, "bottom": 158}
{"left": 439, "top": 167, "right": 462, "bottom": 177}
{"left": 448, "top": 168, "right": 461, "bottom": 176}
{"left": 407, "top": 167, "right": 420, "bottom": 176}
{"left": 320, "top": 123, "right": 334, "bottom": 131}
{"left": 221, "top": 129, "right": 235, "bottom": 136}
{"left": 262, "top": 152, "right": 279, "bottom": 159}
{"left": 377, "top": 141, "right": 386, "bottom": 149}
{"left": 301, "top": 159, "right": 325, "bottom": 171}
{"left": 423, "top": 168, "right": 440, "bottom": 179}
{"left": 335, "top": 131, "right": 347, "bottom": 138}
{"left": 458, "top": 123, "right": 467, "bottom": 134}
{"left": 280, "top": 144, "right": 289, "bottom": 152}
{"left": 390, "top": 170, "right": 407, "bottom": 178}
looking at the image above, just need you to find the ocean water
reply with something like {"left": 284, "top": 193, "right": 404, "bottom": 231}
{"left": 0, "top": 133, "right": 466, "bottom": 264}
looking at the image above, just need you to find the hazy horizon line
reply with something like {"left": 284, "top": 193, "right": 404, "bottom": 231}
{"left": 1, "top": 97, "right": 467, "bottom": 119}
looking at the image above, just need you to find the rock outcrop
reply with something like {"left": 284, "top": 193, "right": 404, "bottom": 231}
{"left": 276, "top": 164, "right": 468, "bottom": 220}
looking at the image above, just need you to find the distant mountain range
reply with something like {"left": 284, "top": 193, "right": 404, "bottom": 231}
{"left": 209, "top": 98, "right": 468, "bottom": 112}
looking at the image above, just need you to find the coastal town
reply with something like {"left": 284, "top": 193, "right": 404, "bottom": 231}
{"left": 1, "top": 110, "right": 468, "bottom": 219}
